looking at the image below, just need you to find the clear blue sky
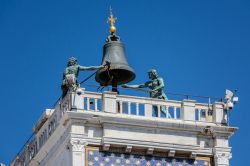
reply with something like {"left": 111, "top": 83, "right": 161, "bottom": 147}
{"left": 0, "top": 0, "right": 249, "bottom": 165}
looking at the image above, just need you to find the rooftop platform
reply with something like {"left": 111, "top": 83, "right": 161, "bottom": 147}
{"left": 11, "top": 88, "right": 237, "bottom": 166}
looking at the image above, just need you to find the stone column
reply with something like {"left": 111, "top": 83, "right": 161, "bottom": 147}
{"left": 70, "top": 140, "right": 87, "bottom": 166}
{"left": 102, "top": 91, "right": 117, "bottom": 113}
{"left": 213, "top": 147, "right": 232, "bottom": 166}
{"left": 181, "top": 100, "right": 196, "bottom": 121}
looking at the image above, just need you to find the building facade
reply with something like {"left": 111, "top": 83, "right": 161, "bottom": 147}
{"left": 11, "top": 88, "right": 237, "bottom": 166}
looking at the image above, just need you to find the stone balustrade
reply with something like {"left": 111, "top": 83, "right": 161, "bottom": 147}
{"left": 71, "top": 89, "right": 225, "bottom": 124}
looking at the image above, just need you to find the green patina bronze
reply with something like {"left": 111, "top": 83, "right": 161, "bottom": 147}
{"left": 61, "top": 57, "right": 104, "bottom": 97}
{"left": 122, "top": 69, "right": 170, "bottom": 117}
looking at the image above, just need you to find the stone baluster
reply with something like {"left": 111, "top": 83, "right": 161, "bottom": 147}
{"left": 198, "top": 109, "right": 201, "bottom": 121}
{"left": 173, "top": 107, "right": 177, "bottom": 119}
{"left": 157, "top": 105, "right": 161, "bottom": 117}
{"left": 128, "top": 102, "right": 131, "bottom": 115}
{"left": 165, "top": 106, "right": 169, "bottom": 119}
{"left": 136, "top": 103, "right": 139, "bottom": 115}
{"left": 94, "top": 99, "right": 98, "bottom": 111}
{"left": 119, "top": 101, "right": 123, "bottom": 114}
{"left": 86, "top": 98, "right": 90, "bottom": 111}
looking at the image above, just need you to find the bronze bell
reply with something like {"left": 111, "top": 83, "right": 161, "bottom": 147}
{"left": 95, "top": 35, "right": 136, "bottom": 92}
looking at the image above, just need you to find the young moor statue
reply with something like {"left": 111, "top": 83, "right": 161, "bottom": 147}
{"left": 61, "top": 57, "right": 105, "bottom": 97}
{"left": 122, "top": 69, "right": 170, "bottom": 117}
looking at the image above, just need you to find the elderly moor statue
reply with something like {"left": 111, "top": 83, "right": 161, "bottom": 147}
{"left": 61, "top": 57, "right": 105, "bottom": 97}
{"left": 122, "top": 69, "right": 170, "bottom": 118}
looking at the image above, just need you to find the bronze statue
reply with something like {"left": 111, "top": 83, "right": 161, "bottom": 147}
{"left": 122, "top": 69, "right": 170, "bottom": 117}
{"left": 61, "top": 57, "right": 105, "bottom": 97}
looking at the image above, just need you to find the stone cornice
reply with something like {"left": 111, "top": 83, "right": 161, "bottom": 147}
{"left": 102, "top": 137, "right": 213, "bottom": 156}
{"left": 66, "top": 111, "right": 237, "bottom": 137}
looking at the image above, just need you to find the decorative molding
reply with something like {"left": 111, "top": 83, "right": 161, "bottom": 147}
{"left": 168, "top": 150, "right": 175, "bottom": 157}
{"left": 67, "top": 111, "right": 237, "bottom": 137}
{"left": 125, "top": 146, "right": 132, "bottom": 153}
{"left": 214, "top": 152, "right": 232, "bottom": 165}
{"left": 190, "top": 152, "right": 197, "bottom": 159}
{"left": 103, "top": 144, "right": 110, "bottom": 151}
{"left": 200, "top": 126, "right": 215, "bottom": 137}
{"left": 213, "top": 147, "right": 232, "bottom": 166}
{"left": 102, "top": 137, "right": 212, "bottom": 156}
{"left": 146, "top": 148, "right": 154, "bottom": 155}
{"left": 69, "top": 139, "right": 88, "bottom": 152}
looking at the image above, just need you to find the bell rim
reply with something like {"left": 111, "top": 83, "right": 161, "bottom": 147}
{"left": 95, "top": 67, "right": 136, "bottom": 85}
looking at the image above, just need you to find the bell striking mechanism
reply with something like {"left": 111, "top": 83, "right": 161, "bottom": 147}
{"left": 95, "top": 7, "right": 136, "bottom": 93}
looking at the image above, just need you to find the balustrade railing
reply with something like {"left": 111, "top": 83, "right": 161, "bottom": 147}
{"left": 195, "top": 103, "right": 213, "bottom": 122}
{"left": 115, "top": 94, "right": 182, "bottom": 119}
{"left": 80, "top": 90, "right": 218, "bottom": 123}
{"left": 82, "top": 92, "right": 102, "bottom": 112}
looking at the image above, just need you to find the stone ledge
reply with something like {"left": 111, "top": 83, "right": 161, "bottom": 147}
{"left": 102, "top": 137, "right": 213, "bottom": 156}
{"left": 66, "top": 111, "right": 238, "bottom": 136}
